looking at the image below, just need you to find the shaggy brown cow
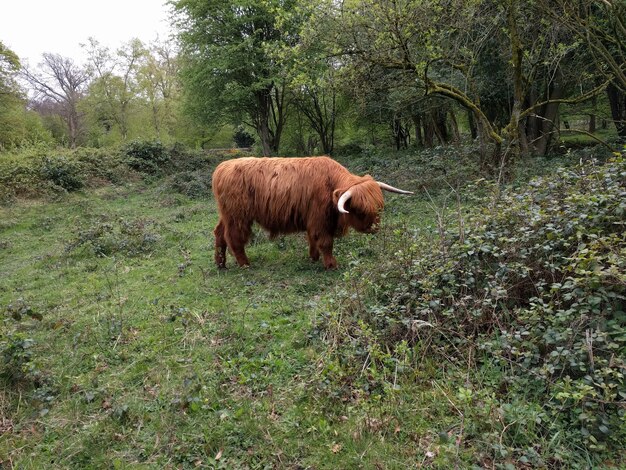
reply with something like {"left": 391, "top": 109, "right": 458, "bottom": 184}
{"left": 212, "top": 156, "right": 412, "bottom": 269}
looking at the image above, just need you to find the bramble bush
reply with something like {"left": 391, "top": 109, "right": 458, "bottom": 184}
{"left": 0, "top": 143, "right": 245, "bottom": 204}
{"left": 322, "top": 156, "right": 626, "bottom": 464}
{"left": 1, "top": 299, "right": 43, "bottom": 385}
{"left": 123, "top": 140, "right": 170, "bottom": 174}
{"left": 65, "top": 217, "right": 160, "bottom": 257}
{"left": 40, "top": 155, "right": 84, "bottom": 191}
{"left": 0, "top": 148, "right": 127, "bottom": 202}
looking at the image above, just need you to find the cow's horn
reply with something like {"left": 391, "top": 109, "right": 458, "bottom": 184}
{"left": 337, "top": 190, "right": 352, "bottom": 214}
{"left": 377, "top": 182, "right": 413, "bottom": 194}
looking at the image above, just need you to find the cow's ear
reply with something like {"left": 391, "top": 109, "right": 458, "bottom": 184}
{"left": 333, "top": 188, "right": 346, "bottom": 207}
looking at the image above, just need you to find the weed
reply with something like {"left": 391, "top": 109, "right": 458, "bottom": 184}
{"left": 40, "top": 155, "right": 84, "bottom": 191}
{"left": 1, "top": 299, "right": 43, "bottom": 385}
{"left": 65, "top": 216, "right": 160, "bottom": 257}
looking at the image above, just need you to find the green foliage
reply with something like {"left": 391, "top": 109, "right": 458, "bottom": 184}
{"left": 323, "top": 156, "right": 626, "bottom": 464}
{"left": 1, "top": 299, "right": 43, "bottom": 385}
{"left": 165, "top": 170, "right": 212, "bottom": 199}
{"left": 233, "top": 127, "right": 255, "bottom": 148}
{"left": 40, "top": 155, "right": 85, "bottom": 191}
{"left": 174, "top": 0, "right": 303, "bottom": 154}
{"left": 0, "top": 41, "right": 20, "bottom": 99}
{"left": 123, "top": 140, "right": 170, "bottom": 174}
{"left": 2, "top": 145, "right": 625, "bottom": 468}
{"left": 65, "top": 217, "right": 160, "bottom": 257}
{"left": 0, "top": 148, "right": 128, "bottom": 203}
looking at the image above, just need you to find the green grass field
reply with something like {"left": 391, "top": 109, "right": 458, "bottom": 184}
{"left": 2, "top": 147, "right": 625, "bottom": 469}
{"left": 1, "top": 178, "right": 459, "bottom": 468}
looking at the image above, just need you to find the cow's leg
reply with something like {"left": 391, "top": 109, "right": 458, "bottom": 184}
{"left": 214, "top": 219, "right": 227, "bottom": 268}
{"left": 306, "top": 230, "right": 320, "bottom": 262}
{"left": 224, "top": 220, "right": 252, "bottom": 267}
{"left": 318, "top": 234, "right": 337, "bottom": 270}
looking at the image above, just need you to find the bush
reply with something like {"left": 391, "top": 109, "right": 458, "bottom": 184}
{"left": 124, "top": 140, "right": 170, "bottom": 174}
{"left": 40, "top": 155, "right": 84, "bottom": 191}
{"left": 323, "top": 156, "right": 626, "bottom": 463}
{"left": 73, "top": 147, "right": 127, "bottom": 185}
{"left": 1, "top": 299, "right": 43, "bottom": 385}
{"left": 233, "top": 127, "right": 255, "bottom": 148}
{"left": 65, "top": 217, "right": 160, "bottom": 257}
{"left": 0, "top": 148, "right": 128, "bottom": 203}
{"left": 166, "top": 170, "right": 212, "bottom": 199}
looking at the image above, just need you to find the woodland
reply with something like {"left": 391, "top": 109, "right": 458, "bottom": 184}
{"left": 1, "top": 0, "right": 626, "bottom": 468}
{"left": 0, "top": 0, "right": 624, "bottom": 158}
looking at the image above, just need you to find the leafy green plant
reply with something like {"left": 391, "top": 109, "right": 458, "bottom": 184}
{"left": 65, "top": 217, "right": 160, "bottom": 257}
{"left": 166, "top": 170, "right": 212, "bottom": 199}
{"left": 40, "top": 155, "right": 84, "bottom": 191}
{"left": 123, "top": 140, "right": 170, "bottom": 174}
{"left": 324, "top": 156, "right": 626, "bottom": 463}
{"left": 1, "top": 299, "right": 43, "bottom": 384}
{"left": 233, "top": 127, "right": 255, "bottom": 148}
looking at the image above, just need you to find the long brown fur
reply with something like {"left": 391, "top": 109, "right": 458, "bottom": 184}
{"left": 212, "top": 156, "right": 385, "bottom": 269}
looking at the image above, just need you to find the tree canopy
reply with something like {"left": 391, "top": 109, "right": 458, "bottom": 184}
{"left": 0, "top": 0, "right": 623, "bottom": 157}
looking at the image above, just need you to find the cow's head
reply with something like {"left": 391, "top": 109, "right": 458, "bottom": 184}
{"left": 333, "top": 177, "right": 412, "bottom": 233}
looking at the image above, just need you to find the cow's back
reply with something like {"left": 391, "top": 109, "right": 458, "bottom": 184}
{"left": 212, "top": 156, "right": 349, "bottom": 234}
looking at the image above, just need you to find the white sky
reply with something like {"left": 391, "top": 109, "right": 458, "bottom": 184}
{"left": 0, "top": 0, "right": 174, "bottom": 66}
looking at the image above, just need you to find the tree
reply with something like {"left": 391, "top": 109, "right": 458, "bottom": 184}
{"left": 0, "top": 42, "right": 24, "bottom": 149}
{"left": 22, "top": 53, "right": 89, "bottom": 147}
{"left": 0, "top": 41, "right": 20, "bottom": 98}
{"left": 542, "top": 0, "right": 626, "bottom": 140}
{"left": 291, "top": 64, "right": 339, "bottom": 154}
{"left": 136, "top": 39, "right": 180, "bottom": 140}
{"left": 83, "top": 38, "right": 146, "bottom": 141}
{"left": 320, "top": 0, "right": 609, "bottom": 163}
{"left": 174, "top": 0, "right": 302, "bottom": 155}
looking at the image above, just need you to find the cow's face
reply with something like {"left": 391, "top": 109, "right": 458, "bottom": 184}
{"left": 347, "top": 208, "right": 381, "bottom": 233}
{"left": 334, "top": 179, "right": 385, "bottom": 234}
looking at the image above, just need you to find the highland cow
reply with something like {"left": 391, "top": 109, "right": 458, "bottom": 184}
{"left": 212, "top": 156, "right": 412, "bottom": 269}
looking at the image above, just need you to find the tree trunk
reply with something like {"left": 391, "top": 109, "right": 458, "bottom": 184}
{"left": 607, "top": 82, "right": 626, "bottom": 140}
{"left": 68, "top": 112, "right": 78, "bottom": 148}
{"left": 254, "top": 86, "right": 283, "bottom": 156}
{"left": 467, "top": 110, "right": 478, "bottom": 139}
{"left": 423, "top": 114, "right": 434, "bottom": 147}
{"left": 259, "top": 122, "right": 272, "bottom": 156}
{"left": 524, "top": 70, "right": 563, "bottom": 156}
{"left": 449, "top": 109, "right": 460, "bottom": 142}
{"left": 588, "top": 94, "right": 597, "bottom": 133}
{"left": 392, "top": 118, "right": 409, "bottom": 150}
{"left": 430, "top": 109, "right": 448, "bottom": 145}
{"left": 412, "top": 114, "right": 423, "bottom": 146}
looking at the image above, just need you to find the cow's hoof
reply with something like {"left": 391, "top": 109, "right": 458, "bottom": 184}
{"left": 324, "top": 260, "right": 338, "bottom": 270}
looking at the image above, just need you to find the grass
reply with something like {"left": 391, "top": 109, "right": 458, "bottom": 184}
{"left": 0, "top": 177, "right": 456, "bottom": 468}
{"left": 4, "top": 148, "right": 622, "bottom": 468}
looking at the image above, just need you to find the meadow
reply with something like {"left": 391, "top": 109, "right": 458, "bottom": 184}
{"left": 0, "top": 150, "right": 437, "bottom": 468}
{"left": 1, "top": 145, "right": 625, "bottom": 468}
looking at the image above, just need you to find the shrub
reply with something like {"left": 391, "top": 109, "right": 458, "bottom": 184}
{"left": 72, "top": 147, "right": 127, "bottom": 185}
{"left": 323, "top": 156, "right": 626, "bottom": 463}
{"left": 165, "top": 170, "right": 212, "bottom": 199}
{"left": 40, "top": 155, "right": 84, "bottom": 191}
{"left": 0, "top": 148, "right": 128, "bottom": 203}
{"left": 124, "top": 140, "right": 170, "bottom": 174}
{"left": 65, "top": 217, "right": 160, "bottom": 257}
{"left": 233, "top": 126, "right": 255, "bottom": 148}
{"left": 1, "top": 299, "right": 43, "bottom": 385}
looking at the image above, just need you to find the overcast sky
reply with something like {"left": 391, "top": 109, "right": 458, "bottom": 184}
{"left": 0, "top": 0, "right": 174, "bottom": 66}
